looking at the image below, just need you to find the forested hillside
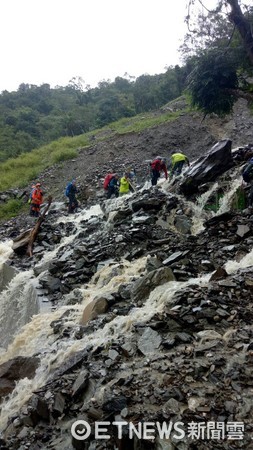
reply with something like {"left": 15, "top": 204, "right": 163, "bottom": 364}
{"left": 0, "top": 67, "right": 187, "bottom": 162}
{"left": 0, "top": 0, "right": 253, "bottom": 166}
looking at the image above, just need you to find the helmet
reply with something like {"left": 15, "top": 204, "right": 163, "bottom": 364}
{"left": 35, "top": 183, "right": 41, "bottom": 187}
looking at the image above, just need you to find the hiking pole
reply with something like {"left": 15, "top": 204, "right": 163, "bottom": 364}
{"left": 129, "top": 180, "right": 135, "bottom": 192}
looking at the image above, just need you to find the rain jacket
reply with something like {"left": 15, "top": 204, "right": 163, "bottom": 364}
{"left": 171, "top": 153, "right": 189, "bottom": 166}
{"left": 119, "top": 176, "right": 130, "bottom": 194}
{"left": 31, "top": 187, "right": 43, "bottom": 205}
{"left": 150, "top": 159, "right": 168, "bottom": 179}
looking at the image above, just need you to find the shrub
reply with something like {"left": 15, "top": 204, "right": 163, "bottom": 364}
{"left": 0, "top": 199, "right": 25, "bottom": 220}
{"left": 51, "top": 148, "right": 78, "bottom": 163}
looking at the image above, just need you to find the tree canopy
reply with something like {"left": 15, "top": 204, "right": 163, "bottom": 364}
{"left": 0, "top": 0, "right": 253, "bottom": 163}
{"left": 184, "top": 0, "right": 253, "bottom": 116}
{"left": 0, "top": 66, "right": 188, "bottom": 163}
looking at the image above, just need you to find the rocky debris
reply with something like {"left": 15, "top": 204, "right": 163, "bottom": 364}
{"left": 131, "top": 267, "right": 176, "bottom": 304}
{"left": 2, "top": 136, "right": 253, "bottom": 448}
{"left": 3, "top": 167, "right": 253, "bottom": 313}
{"left": 0, "top": 189, "right": 24, "bottom": 205}
{"left": 3, "top": 263, "right": 253, "bottom": 449}
{"left": 0, "top": 356, "right": 39, "bottom": 398}
{"left": 180, "top": 140, "right": 235, "bottom": 196}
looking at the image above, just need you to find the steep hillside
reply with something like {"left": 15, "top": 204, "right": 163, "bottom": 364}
{"left": 0, "top": 96, "right": 252, "bottom": 225}
{"left": 1, "top": 97, "right": 253, "bottom": 449}
{"left": 34, "top": 97, "right": 253, "bottom": 201}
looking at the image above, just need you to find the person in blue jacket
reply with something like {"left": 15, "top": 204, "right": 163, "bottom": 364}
{"left": 66, "top": 179, "right": 79, "bottom": 213}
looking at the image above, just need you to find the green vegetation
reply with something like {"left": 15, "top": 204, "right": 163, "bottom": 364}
{"left": 0, "top": 199, "right": 25, "bottom": 220}
{"left": 100, "top": 108, "right": 186, "bottom": 135}
{"left": 0, "top": 105, "right": 189, "bottom": 192}
{"left": 1, "top": 0, "right": 253, "bottom": 221}
{"left": 0, "top": 103, "right": 189, "bottom": 220}
{"left": 0, "top": 67, "right": 188, "bottom": 163}
{"left": 184, "top": 2, "right": 253, "bottom": 116}
{"left": 188, "top": 51, "right": 238, "bottom": 116}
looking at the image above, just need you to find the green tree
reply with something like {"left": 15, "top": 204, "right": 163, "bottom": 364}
{"left": 188, "top": 50, "right": 238, "bottom": 116}
{"left": 184, "top": 1, "right": 253, "bottom": 115}
{"left": 185, "top": 0, "right": 253, "bottom": 63}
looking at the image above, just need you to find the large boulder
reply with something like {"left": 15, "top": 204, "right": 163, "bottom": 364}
{"left": 131, "top": 266, "right": 176, "bottom": 304}
{"left": 80, "top": 296, "right": 109, "bottom": 325}
{"left": 0, "top": 356, "right": 39, "bottom": 398}
{"left": 180, "top": 140, "right": 235, "bottom": 196}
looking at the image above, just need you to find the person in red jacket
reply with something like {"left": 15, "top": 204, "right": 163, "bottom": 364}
{"left": 30, "top": 183, "right": 43, "bottom": 217}
{"left": 150, "top": 157, "right": 168, "bottom": 186}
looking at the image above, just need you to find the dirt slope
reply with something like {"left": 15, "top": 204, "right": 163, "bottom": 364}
{"left": 34, "top": 97, "right": 252, "bottom": 202}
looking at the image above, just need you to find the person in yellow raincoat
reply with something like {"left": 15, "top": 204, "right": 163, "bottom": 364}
{"left": 170, "top": 152, "right": 190, "bottom": 176}
{"left": 119, "top": 173, "right": 130, "bottom": 196}
{"left": 119, "top": 172, "right": 135, "bottom": 196}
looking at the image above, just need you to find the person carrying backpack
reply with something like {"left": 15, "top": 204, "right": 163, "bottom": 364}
{"left": 30, "top": 183, "right": 43, "bottom": 217}
{"left": 242, "top": 157, "right": 253, "bottom": 207}
{"left": 150, "top": 157, "right": 168, "bottom": 186}
{"left": 65, "top": 179, "right": 78, "bottom": 213}
{"left": 104, "top": 173, "right": 119, "bottom": 199}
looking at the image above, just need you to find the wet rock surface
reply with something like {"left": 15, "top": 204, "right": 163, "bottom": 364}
{"left": 1, "top": 134, "right": 253, "bottom": 448}
{"left": 180, "top": 139, "right": 235, "bottom": 196}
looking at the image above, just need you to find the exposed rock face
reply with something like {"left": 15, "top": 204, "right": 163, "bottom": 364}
{"left": 131, "top": 267, "right": 176, "bottom": 304}
{"left": 0, "top": 356, "right": 39, "bottom": 398}
{"left": 180, "top": 140, "right": 235, "bottom": 195}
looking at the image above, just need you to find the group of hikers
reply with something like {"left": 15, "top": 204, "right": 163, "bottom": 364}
{"left": 28, "top": 152, "right": 190, "bottom": 216}
{"left": 29, "top": 149, "right": 253, "bottom": 217}
{"left": 104, "top": 152, "right": 190, "bottom": 201}
{"left": 150, "top": 152, "right": 190, "bottom": 186}
{"left": 28, "top": 179, "right": 78, "bottom": 216}
{"left": 103, "top": 170, "right": 136, "bottom": 199}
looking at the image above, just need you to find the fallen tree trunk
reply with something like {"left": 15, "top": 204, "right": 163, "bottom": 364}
{"left": 12, "top": 196, "right": 53, "bottom": 256}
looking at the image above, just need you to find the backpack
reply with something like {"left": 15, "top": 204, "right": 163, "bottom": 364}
{"left": 65, "top": 182, "right": 72, "bottom": 197}
{"left": 103, "top": 173, "right": 114, "bottom": 190}
{"left": 242, "top": 161, "right": 253, "bottom": 183}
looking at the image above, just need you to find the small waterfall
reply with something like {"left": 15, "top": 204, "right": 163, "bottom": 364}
{"left": 55, "top": 203, "right": 103, "bottom": 225}
{"left": 190, "top": 182, "right": 218, "bottom": 235}
{"left": 0, "top": 165, "right": 251, "bottom": 436}
{"left": 225, "top": 247, "right": 253, "bottom": 274}
{"left": 0, "top": 205, "right": 103, "bottom": 350}
{"left": 0, "top": 258, "right": 209, "bottom": 430}
{"left": 189, "top": 168, "right": 244, "bottom": 234}
{"left": 0, "top": 270, "right": 39, "bottom": 351}
{"left": 0, "top": 240, "right": 13, "bottom": 266}
{"left": 215, "top": 177, "right": 242, "bottom": 215}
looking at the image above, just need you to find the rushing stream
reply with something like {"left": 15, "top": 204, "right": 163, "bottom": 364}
{"left": 0, "top": 171, "right": 252, "bottom": 438}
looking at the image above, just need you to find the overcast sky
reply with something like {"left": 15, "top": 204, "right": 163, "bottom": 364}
{"left": 0, "top": 0, "right": 252, "bottom": 92}
{"left": 0, "top": 0, "right": 190, "bottom": 93}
